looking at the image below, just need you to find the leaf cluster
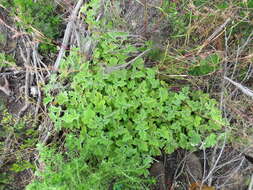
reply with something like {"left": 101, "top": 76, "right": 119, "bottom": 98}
{"left": 29, "top": 51, "right": 224, "bottom": 190}
{"left": 27, "top": 1, "right": 225, "bottom": 189}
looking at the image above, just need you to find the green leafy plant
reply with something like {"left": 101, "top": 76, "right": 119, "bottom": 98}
{"left": 160, "top": 1, "right": 188, "bottom": 37}
{"left": 2, "top": 0, "right": 61, "bottom": 53}
{"left": 0, "top": 53, "right": 15, "bottom": 68}
{"left": 28, "top": 47, "right": 225, "bottom": 190}
{"left": 27, "top": 1, "right": 225, "bottom": 189}
{"left": 0, "top": 172, "right": 12, "bottom": 190}
{"left": 10, "top": 160, "right": 35, "bottom": 173}
{"left": 188, "top": 53, "right": 221, "bottom": 76}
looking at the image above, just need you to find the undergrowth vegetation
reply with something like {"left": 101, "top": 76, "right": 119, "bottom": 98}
{"left": 0, "top": 103, "right": 37, "bottom": 189}
{"left": 0, "top": 0, "right": 252, "bottom": 189}
{"left": 28, "top": 52, "right": 224, "bottom": 189}
{"left": 26, "top": 2, "right": 225, "bottom": 188}
{"left": 2, "top": 0, "right": 62, "bottom": 53}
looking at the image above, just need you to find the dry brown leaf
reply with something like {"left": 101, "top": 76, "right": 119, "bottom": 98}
{"left": 188, "top": 182, "right": 215, "bottom": 190}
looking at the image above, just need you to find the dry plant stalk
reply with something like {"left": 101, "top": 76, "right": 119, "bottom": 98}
{"left": 224, "top": 76, "right": 253, "bottom": 99}
{"left": 54, "top": 0, "right": 84, "bottom": 70}
{"left": 0, "top": 77, "right": 11, "bottom": 96}
{"left": 197, "top": 17, "right": 231, "bottom": 54}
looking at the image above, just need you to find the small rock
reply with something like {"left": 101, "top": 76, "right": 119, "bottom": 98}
{"left": 185, "top": 152, "right": 203, "bottom": 183}
{"left": 150, "top": 160, "right": 167, "bottom": 190}
{"left": 30, "top": 86, "right": 39, "bottom": 97}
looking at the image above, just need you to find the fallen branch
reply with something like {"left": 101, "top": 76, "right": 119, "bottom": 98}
{"left": 202, "top": 135, "right": 226, "bottom": 187}
{"left": 0, "top": 77, "right": 12, "bottom": 96}
{"left": 32, "top": 43, "right": 43, "bottom": 123}
{"left": 53, "top": 0, "right": 84, "bottom": 70}
{"left": 19, "top": 45, "right": 31, "bottom": 117}
{"left": 0, "top": 71, "right": 25, "bottom": 77}
{"left": 198, "top": 17, "right": 231, "bottom": 54}
{"left": 224, "top": 76, "right": 253, "bottom": 99}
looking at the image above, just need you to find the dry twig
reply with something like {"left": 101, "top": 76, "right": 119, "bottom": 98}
{"left": 201, "top": 135, "right": 226, "bottom": 187}
{"left": 54, "top": 0, "right": 84, "bottom": 70}
{"left": 224, "top": 76, "right": 253, "bottom": 99}
{"left": 0, "top": 77, "right": 11, "bottom": 96}
{"left": 18, "top": 44, "right": 31, "bottom": 117}
{"left": 31, "top": 43, "right": 43, "bottom": 121}
{"left": 198, "top": 17, "right": 231, "bottom": 54}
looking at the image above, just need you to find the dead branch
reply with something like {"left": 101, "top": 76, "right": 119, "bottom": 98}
{"left": 53, "top": 0, "right": 84, "bottom": 70}
{"left": 31, "top": 43, "right": 43, "bottom": 122}
{"left": 202, "top": 135, "right": 226, "bottom": 187}
{"left": 224, "top": 76, "right": 253, "bottom": 99}
{"left": 0, "top": 77, "right": 12, "bottom": 96}
{"left": 198, "top": 17, "right": 231, "bottom": 54}
{"left": 18, "top": 44, "right": 31, "bottom": 117}
{"left": 217, "top": 158, "right": 245, "bottom": 189}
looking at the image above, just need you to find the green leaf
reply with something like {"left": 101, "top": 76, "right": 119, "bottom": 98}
{"left": 139, "top": 141, "right": 148, "bottom": 152}
{"left": 63, "top": 110, "right": 79, "bottom": 124}
{"left": 131, "top": 70, "right": 145, "bottom": 79}
{"left": 189, "top": 131, "right": 201, "bottom": 146}
{"left": 203, "top": 133, "right": 217, "bottom": 148}
{"left": 138, "top": 130, "right": 147, "bottom": 140}
{"left": 179, "top": 133, "right": 188, "bottom": 148}
{"left": 43, "top": 96, "right": 53, "bottom": 105}
{"left": 81, "top": 108, "right": 96, "bottom": 125}
{"left": 194, "top": 116, "right": 202, "bottom": 127}
{"left": 159, "top": 126, "right": 171, "bottom": 140}
{"left": 56, "top": 91, "right": 68, "bottom": 105}
{"left": 159, "top": 88, "right": 168, "bottom": 102}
